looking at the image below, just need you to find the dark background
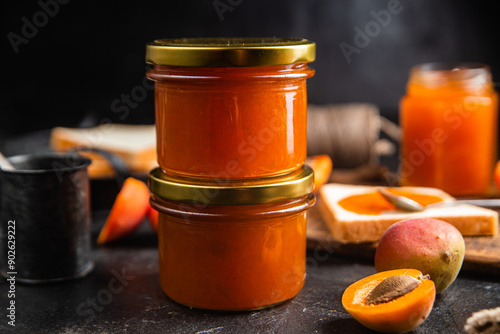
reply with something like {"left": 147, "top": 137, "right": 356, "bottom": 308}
{"left": 1, "top": 0, "right": 500, "bottom": 146}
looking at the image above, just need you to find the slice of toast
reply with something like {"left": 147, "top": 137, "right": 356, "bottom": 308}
{"left": 50, "top": 124, "right": 157, "bottom": 178}
{"left": 319, "top": 183, "right": 499, "bottom": 244}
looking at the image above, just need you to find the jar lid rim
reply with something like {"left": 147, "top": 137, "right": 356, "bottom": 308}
{"left": 146, "top": 37, "right": 316, "bottom": 67}
{"left": 148, "top": 166, "right": 314, "bottom": 205}
{"left": 409, "top": 62, "right": 492, "bottom": 87}
{"left": 412, "top": 62, "right": 490, "bottom": 72}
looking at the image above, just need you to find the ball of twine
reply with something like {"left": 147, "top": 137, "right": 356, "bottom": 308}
{"left": 307, "top": 103, "right": 398, "bottom": 169}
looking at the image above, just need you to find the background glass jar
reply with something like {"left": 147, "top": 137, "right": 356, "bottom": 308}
{"left": 399, "top": 62, "right": 498, "bottom": 196}
{"left": 149, "top": 166, "right": 315, "bottom": 311}
{"left": 146, "top": 38, "right": 315, "bottom": 179}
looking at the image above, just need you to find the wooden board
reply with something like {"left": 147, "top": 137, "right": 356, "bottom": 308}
{"left": 306, "top": 204, "right": 500, "bottom": 276}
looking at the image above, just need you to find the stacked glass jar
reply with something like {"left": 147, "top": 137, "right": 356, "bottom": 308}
{"left": 145, "top": 38, "right": 316, "bottom": 311}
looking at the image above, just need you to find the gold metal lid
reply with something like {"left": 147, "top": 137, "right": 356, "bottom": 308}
{"left": 149, "top": 166, "right": 314, "bottom": 205}
{"left": 145, "top": 37, "right": 316, "bottom": 67}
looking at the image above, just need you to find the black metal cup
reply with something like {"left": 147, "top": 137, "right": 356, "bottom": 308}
{"left": 0, "top": 153, "right": 93, "bottom": 283}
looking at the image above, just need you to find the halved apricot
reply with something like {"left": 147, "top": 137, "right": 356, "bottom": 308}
{"left": 305, "top": 154, "right": 333, "bottom": 192}
{"left": 147, "top": 204, "right": 159, "bottom": 232}
{"left": 342, "top": 269, "right": 436, "bottom": 333}
{"left": 494, "top": 160, "right": 500, "bottom": 191}
{"left": 97, "top": 177, "right": 150, "bottom": 244}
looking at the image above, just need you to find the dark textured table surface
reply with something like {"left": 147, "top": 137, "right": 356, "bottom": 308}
{"left": 1, "top": 211, "right": 499, "bottom": 334}
{"left": 1, "top": 132, "right": 500, "bottom": 333}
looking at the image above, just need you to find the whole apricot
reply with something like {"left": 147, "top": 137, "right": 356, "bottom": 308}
{"left": 374, "top": 218, "right": 465, "bottom": 293}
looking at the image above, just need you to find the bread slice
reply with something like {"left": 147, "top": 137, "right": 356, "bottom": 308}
{"left": 319, "top": 183, "right": 499, "bottom": 244}
{"left": 50, "top": 124, "right": 157, "bottom": 178}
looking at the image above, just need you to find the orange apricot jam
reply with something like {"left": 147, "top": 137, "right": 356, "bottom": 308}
{"left": 400, "top": 63, "right": 498, "bottom": 196}
{"left": 338, "top": 189, "right": 444, "bottom": 215}
{"left": 148, "top": 166, "right": 315, "bottom": 310}
{"left": 146, "top": 38, "right": 315, "bottom": 179}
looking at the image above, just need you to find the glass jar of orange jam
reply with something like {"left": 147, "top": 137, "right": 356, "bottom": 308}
{"left": 400, "top": 62, "right": 498, "bottom": 196}
{"left": 146, "top": 38, "right": 315, "bottom": 179}
{"left": 148, "top": 166, "right": 315, "bottom": 311}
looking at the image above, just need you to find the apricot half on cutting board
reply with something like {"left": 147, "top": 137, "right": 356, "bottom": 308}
{"left": 494, "top": 160, "right": 500, "bottom": 190}
{"left": 97, "top": 177, "right": 150, "bottom": 244}
{"left": 342, "top": 269, "right": 436, "bottom": 333}
{"left": 305, "top": 154, "right": 333, "bottom": 191}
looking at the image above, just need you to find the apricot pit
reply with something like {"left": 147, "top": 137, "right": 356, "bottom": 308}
{"left": 365, "top": 275, "right": 421, "bottom": 305}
